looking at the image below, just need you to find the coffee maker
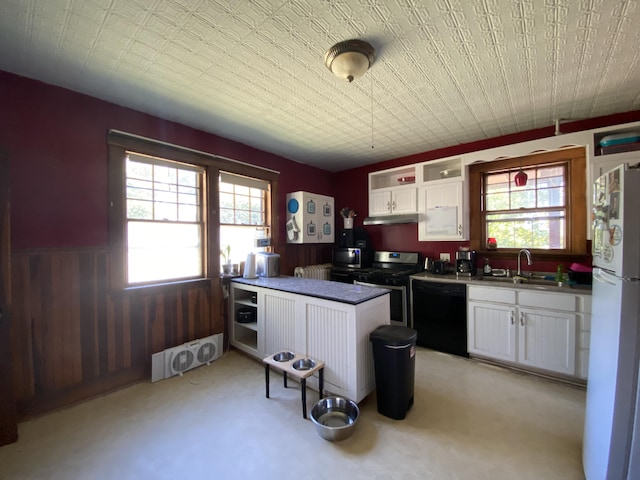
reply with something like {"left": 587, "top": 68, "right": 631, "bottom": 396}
{"left": 455, "top": 250, "right": 477, "bottom": 276}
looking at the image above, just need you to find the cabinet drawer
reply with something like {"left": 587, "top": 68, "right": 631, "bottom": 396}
{"left": 518, "top": 291, "right": 576, "bottom": 312}
{"left": 468, "top": 286, "right": 516, "bottom": 304}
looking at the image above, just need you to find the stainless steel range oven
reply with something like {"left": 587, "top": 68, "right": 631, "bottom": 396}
{"left": 353, "top": 279, "right": 408, "bottom": 327}
{"left": 331, "top": 251, "right": 423, "bottom": 327}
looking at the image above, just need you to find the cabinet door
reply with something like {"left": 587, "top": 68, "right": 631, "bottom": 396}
{"left": 263, "top": 292, "right": 296, "bottom": 356}
{"left": 369, "top": 190, "right": 391, "bottom": 216}
{"left": 305, "top": 303, "right": 351, "bottom": 392}
{"left": 391, "top": 188, "right": 417, "bottom": 214}
{"left": 418, "top": 181, "right": 467, "bottom": 240}
{"left": 467, "top": 301, "right": 516, "bottom": 362}
{"left": 518, "top": 307, "right": 576, "bottom": 375}
{"left": 286, "top": 192, "right": 334, "bottom": 244}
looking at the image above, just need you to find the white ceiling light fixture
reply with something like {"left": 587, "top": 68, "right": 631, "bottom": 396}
{"left": 324, "top": 39, "right": 375, "bottom": 83}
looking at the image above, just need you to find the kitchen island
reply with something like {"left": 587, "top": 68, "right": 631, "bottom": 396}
{"left": 230, "top": 277, "right": 390, "bottom": 403}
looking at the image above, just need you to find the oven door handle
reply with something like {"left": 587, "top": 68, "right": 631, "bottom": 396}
{"left": 331, "top": 271, "right": 353, "bottom": 279}
{"left": 354, "top": 280, "right": 405, "bottom": 291}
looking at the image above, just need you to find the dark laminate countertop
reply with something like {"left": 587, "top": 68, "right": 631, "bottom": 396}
{"left": 232, "top": 276, "right": 390, "bottom": 305}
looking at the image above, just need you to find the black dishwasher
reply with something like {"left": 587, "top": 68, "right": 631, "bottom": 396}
{"left": 411, "top": 280, "right": 468, "bottom": 357}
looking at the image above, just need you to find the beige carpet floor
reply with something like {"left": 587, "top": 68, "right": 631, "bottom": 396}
{"left": 0, "top": 347, "right": 586, "bottom": 480}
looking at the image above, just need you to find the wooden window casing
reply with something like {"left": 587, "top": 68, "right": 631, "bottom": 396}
{"left": 468, "top": 146, "right": 587, "bottom": 257}
{"left": 108, "top": 131, "right": 278, "bottom": 291}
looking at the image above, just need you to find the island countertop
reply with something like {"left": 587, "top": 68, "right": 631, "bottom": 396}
{"left": 232, "top": 276, "right": 390, "bottom": 305}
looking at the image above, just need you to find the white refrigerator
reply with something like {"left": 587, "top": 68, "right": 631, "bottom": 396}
{"left": 583, "top": 163, "right": 640, "bottom": 480}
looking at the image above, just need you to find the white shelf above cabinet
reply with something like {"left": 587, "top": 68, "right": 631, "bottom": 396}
{"left": 369, "top": 165, "right": 418, "bottom": 191}
{"left": 367, "top": 165, "right": 419, "bottom": 218}
{"left": 421, "top": 157, "right": 465, "bottom": 183}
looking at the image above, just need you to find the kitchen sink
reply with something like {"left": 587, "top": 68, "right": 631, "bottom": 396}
{"left": 476, "top": 275, "right": 569, "bottom": 289}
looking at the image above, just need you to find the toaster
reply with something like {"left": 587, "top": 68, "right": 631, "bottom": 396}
{"left": 256, "top": 252, "right": 280, "bottom": 277}
{"left": 432, "top": 260, "right": 448, "bottom": 274}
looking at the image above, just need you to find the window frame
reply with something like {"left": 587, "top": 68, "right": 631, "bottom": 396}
{"left": 108, "top": 130, "right": 278, "bottom": 291}
{"left": 468, "top": 146, "right": 587, "bottom": 257}
{"left": 125, "top": 153, "right": 207, "bottom": 285}
{"left": 219, "top": 171, "right": 269, "bottom": 227}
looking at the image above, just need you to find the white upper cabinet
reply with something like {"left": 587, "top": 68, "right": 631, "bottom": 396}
{"left": 418, "top": 181, "right": 468, "bottom": 241}
{"left": 417, "top": 157, "right": 468, "bottom": 241}
{"left": 285, "top": 191, "right": 334, "bottom": 244}
{"left": 368, "top": 165, "right": 418, "bottom": 217}
{"left": 369, "top": 189, "right": 417, "bottom": 216}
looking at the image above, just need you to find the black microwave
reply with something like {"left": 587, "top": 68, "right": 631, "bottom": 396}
{"left": 332, "top": 248, "right": 373, "bottom": 269}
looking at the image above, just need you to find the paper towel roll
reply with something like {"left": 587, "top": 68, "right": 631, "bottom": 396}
{"left": 243, "top": 253, "right": 257, "bottom": 278}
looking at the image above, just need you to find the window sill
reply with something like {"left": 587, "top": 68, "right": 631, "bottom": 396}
{"left": 476, "top": 250, "right": 590, "bottom": 261}
{"left": 111, "top": 278, "right": 213, "bottom": 296}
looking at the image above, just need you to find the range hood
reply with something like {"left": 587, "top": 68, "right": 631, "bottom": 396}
{"left": 362, "top": 213, "right": 419, "bottom": 226}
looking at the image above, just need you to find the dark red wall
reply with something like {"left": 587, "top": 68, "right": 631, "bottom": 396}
{"left": 3, "top": 69, "right": 639, "bottom": 274}
{"left": 335, "top": 110, "right": 640, "bottom": 273}
{"left": 0, "top": 70, "right": 333, "bottom": 250}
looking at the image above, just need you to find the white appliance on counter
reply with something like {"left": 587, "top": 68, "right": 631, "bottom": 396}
{"left": 583, "top": 163, "right": 640, "bottom": 480}
{"left": 285, "top": 191, "right": 334, "bottom": 244}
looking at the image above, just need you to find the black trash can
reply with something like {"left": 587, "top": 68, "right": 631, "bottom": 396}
{"left": 369, "top": 325, "right": 417, "bottom": 420}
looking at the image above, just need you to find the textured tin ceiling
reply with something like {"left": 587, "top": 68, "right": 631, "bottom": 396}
{"left": 1, "top": 1, "right": 639, "bottom": 172}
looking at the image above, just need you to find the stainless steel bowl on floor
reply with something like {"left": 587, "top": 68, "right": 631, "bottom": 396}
{"left": 310, "top": 396, "right": 360, "bottom": 442}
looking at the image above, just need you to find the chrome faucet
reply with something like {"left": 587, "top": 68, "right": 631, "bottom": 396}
{"left": 516, "top": 249, "right": 532, "bottom": 277}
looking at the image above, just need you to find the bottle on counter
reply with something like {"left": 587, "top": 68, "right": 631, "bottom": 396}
{"left": 483, "top": 258, "right": 492, "bottom": 275}
{"left": 556, "top": 264, "right": 564, "bottom": 282}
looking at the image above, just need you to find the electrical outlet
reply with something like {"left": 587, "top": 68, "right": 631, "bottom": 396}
{"left": 440, "top": 253, "right": 450, "bottom": 262}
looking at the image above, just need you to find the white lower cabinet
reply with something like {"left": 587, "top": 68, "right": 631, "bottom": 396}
{"left": 467, "top": 301, "right": 517, "bottom": 363}
{"left": 230, "top": 282, "right": 389, "bottom": 402}
{"left": 517, "top": 306, "right": 575, "bottom": 375}
{"left": 468, "top": 285, "right": 588, "bottom": 378}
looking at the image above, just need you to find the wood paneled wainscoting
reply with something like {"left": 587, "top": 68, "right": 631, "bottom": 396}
{"left": 10, "top": 248, "right": 223, "bottom": 419}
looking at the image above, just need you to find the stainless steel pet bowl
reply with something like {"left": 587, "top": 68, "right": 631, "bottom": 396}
{"left": 292, "top": 358, "right": 316, "bottom": 370}
{"left": 272, "top": 351, "right": 295, "bottom": 362}
{"left": 310, "top": 396, "right": 360, "bottom": 442}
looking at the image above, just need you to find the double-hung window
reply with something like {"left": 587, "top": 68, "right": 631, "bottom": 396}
{"left": 108, "top": 130, "right": 278, "bottom": 290}
{"left": 219, "top": 172, "right": 270, "bottom": 266}
{"left": 483, "top": 163, "right": 567, "bottom": 249}
{"left": 126, "top": 153, "right": 205, "bottom": 284}
{"left": 469, "top": 146, "right": 587, "bottom": 255}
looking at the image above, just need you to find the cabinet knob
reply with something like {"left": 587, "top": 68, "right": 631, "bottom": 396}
{"left": 458, "top": 224, "right": 462, "bottom": 235}
{"left": 510, "top": 311, "right": 515, "bottom": 325}
{"left": 520, "top": 312, "right": 525, "bottom": 326}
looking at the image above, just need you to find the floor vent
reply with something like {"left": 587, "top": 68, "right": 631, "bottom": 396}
{"left": 151, "top": 334, "right": 223, "bottom": 382}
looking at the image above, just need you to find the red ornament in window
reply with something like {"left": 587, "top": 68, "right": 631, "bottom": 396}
{"left": 514, "top": 169, "right": 528, "bottom": 187}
